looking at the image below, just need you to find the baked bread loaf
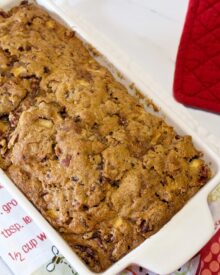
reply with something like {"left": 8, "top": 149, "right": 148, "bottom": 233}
{"left": 0, "top": 2, "right": 211, "bottom": 272}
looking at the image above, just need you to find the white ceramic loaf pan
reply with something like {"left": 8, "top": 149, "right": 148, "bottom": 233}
{"left": 1, "top": 1, "right": 220, "bottom": 274}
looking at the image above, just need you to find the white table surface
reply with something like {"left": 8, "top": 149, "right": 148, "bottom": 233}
{"left": 63, "top": 0, "right": 220, "bottom": 139}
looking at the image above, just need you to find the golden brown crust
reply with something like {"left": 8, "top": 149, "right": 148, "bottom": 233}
{"left": 0, "top": 2, "right": 211, "bottom": 272}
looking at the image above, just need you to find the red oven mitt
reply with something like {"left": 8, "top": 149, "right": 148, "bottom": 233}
{"left": 173, "top": 0, "right": 220, "bottom": 113}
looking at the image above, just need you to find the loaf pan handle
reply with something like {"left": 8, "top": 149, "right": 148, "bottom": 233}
{"left": 133, "top": 194, "right": 214, "bottom": 274}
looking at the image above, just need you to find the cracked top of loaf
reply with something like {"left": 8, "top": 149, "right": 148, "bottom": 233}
{"left": 0, "top": 1, "right": 211, "bottom": 272}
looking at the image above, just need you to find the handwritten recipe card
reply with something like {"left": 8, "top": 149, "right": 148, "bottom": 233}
{"left": 0, "top": 183, "right": 77, "bottom": 275}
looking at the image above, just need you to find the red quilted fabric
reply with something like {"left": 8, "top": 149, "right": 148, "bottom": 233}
{"left": 173, "top": 0, "right": 220, "bottom": 114}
